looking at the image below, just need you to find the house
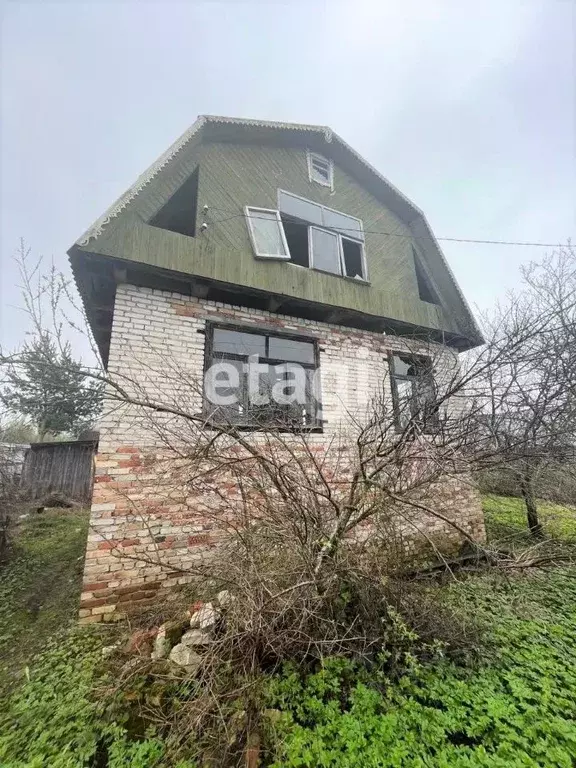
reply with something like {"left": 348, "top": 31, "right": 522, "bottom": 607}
{"left": 69, "top": 116, "right": 485, "bottom": 623}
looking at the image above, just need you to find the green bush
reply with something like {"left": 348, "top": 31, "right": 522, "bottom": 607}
{"left": 266, "top": 568, "right": 576, "bottom": 767}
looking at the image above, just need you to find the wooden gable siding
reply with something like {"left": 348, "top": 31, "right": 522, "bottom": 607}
{"left": 79, "top": 139, "right": 468, "bottom": 337}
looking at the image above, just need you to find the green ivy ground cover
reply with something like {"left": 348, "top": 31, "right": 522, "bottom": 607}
{"left": 268, "top": 567, "right": 576, "bottom": 766}
{"left": 483, "top": 494, "right": 576, "bottom": 542}
{"left": 1, "top": 500, "right": 575, "bottom": 766}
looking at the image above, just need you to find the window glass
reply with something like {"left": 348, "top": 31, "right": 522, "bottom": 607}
{"left": 245, "top": 209, "right": 287, "bottom": 257}
{"left": 322, "top": 209, "right": 364, "bottom": 242}
{"left": 213, "top": 329, "right": 266, "bottom": 358}
{"left": 392, "top": 355, "right": 412, "bottom": 377}
{"left": 309, "top": 153, "right": 333, "bottom": 187}
{"left": 204, "top": 358, "right": 245, "bottom": 424}
{"left": 278, "top": 191, "right": 323, "bottom": 226}
{"left": 206, "top": 327, "right": 320, "bottom": 430}
{"left": 310, "top": 228, "right": 341, "bottom": 275}
{"left": 312, "top": 158, "right": 330, "bottom": 182}
{"left": 396, "top": 379, "right": 413, "bottom": 427}
{"left": 268, "top": 336, "right": 315, "bottom": 364}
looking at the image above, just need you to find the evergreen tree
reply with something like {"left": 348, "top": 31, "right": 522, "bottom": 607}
{"left": 1, "top": 333, "right": 103, "bottom": 440}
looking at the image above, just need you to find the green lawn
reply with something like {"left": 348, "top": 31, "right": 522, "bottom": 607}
{"left": 0, "top": 508, "right": 89, "bottom": 694}
{"left": 483, "top": 493, "right": 576, "bottom": 542}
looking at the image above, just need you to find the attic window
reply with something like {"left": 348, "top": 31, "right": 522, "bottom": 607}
{"left": 246, "top": 190, "right": 368, "bottom": 281}
{"left": 149, "top": 168, "right": 198, "bottom": 238}
{"left": 413, "top": 247, "right": 441, "bottom": 305}
{"left": 244, "top": 207, "right": 290, "bottom": 259}
{"left": 308, "top": 152, "right": 333, "bottom": 188}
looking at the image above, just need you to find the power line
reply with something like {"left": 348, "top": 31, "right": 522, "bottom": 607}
{"left": 207, "top": 206, "right": 568, "bottom": 249}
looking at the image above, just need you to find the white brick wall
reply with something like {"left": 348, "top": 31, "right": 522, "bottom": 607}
{"left": 79, "top": 284, "right": 483, "bottom": 623}
{"left": 98, "top": 284, "right": 458, "bottom": 450}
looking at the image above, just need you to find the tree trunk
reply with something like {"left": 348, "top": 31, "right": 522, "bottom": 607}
{"left": 520, "top": 474, "right": 543, "bottom": 537}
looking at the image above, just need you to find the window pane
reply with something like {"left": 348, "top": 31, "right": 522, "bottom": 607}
{"left": 205, "top": 358, "right": 245, "bottom": 424}
{"left": 247, "top": 209, "right": 287, "bottom": 256}
{"left": 268, "top": 336, "right": 315, "bottom": 364}
{"left": 213, "top": 329, "right": 266, "bottom": 357}
{"left": 322, "top": 208, "right": 364, "bottom": 241}
{"left": 311, "top": 228, "right": 341, "bottom": 275}
{"left": 396, "top": 379, "right": 413, "bottom": 428}
{"left": 312, "top": 161, "right": 329, "bottom": 182}
{"left": 392, "top": 355, "right": 412, "bottom": 377}
{"left": 278, "top": 190, "right": 323, "bottom": 225}
{"left": 342, "top": 238, "right": 364, "bottom": 279}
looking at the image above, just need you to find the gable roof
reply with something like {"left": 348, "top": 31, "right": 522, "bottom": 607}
{"left": 72, "top": 115, "right": 483, "bottom": 348}
{"left": 76, "top": 115, "right": 482, "bottom": 340}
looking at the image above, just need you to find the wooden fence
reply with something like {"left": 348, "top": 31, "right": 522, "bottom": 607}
{"left": 20, "top": 440, "right": 97, "bottom": 506}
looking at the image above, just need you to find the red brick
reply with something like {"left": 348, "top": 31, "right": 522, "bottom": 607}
{"left": 115, "top": 582, "right": 162, "bottom": 596}
{"left": 80, "top": 597, "right": 111, "bottom": 609}
{"left": 120, "top": 538, "right": 141, "bottom": 547}
{"left": 116, "top": 446, "right": 139, "bottom": 454}
{"left": 117, "top": 589, "right": 158, "bottom": 603}
{"left": 98, "top": 540, "right": 120, "bottom": 550}
{"left": 173, "top": 305, "right": 196, "bottom": 317}
{"left": 118, "top": 457, "right": 142, "bottom": 468}
{"left": 188, "top": 534, "right": 211, "bottom": 546}
{"left": 83, "top": 581, "right": 109, "bottom": 592}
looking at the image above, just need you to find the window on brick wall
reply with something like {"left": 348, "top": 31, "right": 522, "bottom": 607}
{"left": 203, "top": 324, "right": 322, "bottom": 430}
{"left": 389, "top": 353, "right": 439, "bottom": 432}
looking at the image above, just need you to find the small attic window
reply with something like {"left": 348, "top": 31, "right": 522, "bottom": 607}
{"left": 413, "top": 246, "right": 441, "bottom": 305}
{"left": 149, "top": 168, "right": 199, "bottom": 238}
{"left": 308, "top": 152, "right": 333, "bottom": 188}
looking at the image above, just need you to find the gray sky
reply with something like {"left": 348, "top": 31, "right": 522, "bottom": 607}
{"left": 1, "top": 0, "right": 574, "bottom": 359}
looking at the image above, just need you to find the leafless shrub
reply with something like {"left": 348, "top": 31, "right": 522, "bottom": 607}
{"left": 0, "top": 454, "right": 29, "bottom": 563}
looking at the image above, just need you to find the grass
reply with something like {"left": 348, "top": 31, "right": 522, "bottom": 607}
{"left": 0, "top": 507, "right": 89, "bottom": 694}
{"left": 482, "top": 493, "right": 576, "bottom": 543}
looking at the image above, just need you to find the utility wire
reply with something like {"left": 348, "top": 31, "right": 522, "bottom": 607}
{"left": 207, "top": 206, "right": 568, "bottom": 249}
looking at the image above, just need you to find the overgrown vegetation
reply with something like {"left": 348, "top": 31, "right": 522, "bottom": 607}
{"left": 0, "top": 499, "right": 575, "bottom": 766}
{"left": 0, "top": 508, "right": 89, "bottom": 692}
{"left": 483, "top": 493, "right": 576, "bottom": 542}
{"left": 266, "top": 567, "right": 576, "bottom": 766}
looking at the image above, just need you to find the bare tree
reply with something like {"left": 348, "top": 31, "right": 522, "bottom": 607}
{"left": 4, "top": 241, "right": 576, "bottom": 761}
{"left": 481, "top": 244, "right": 576, "bottom": 535}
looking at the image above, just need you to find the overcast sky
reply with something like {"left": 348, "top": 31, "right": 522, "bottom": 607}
{"left": 1, "top": 0, "right": 574, "bottom": 359}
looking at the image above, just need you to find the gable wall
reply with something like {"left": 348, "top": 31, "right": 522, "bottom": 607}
{"left": 78, "top": 138, "right": 473, "bottom": 340}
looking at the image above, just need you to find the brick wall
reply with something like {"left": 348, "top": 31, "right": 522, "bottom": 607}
{"left": 79, "top": 284, "right": 484, "bottom": 623}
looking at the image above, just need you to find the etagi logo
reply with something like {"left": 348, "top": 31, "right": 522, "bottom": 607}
{"left": 204, "top": 356, "right": 319, "bottom": 407}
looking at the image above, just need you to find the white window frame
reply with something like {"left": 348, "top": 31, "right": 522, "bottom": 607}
{"left": 278, "top": 189, "right": 365, "bottom": 242}
{"left": 307, "top": 227, "right": 368, "bottom": 281}
{"left": 308, "top": 226, "right": 343, "bottom": 276}
{"left": 244, "top": 206, "right": 291, "bottom": 260}
{"left": 340, "top": 235, "right": 369, "bottom": 282}
{"left": 307, "top": 151, "right": 334, "bottom": 189}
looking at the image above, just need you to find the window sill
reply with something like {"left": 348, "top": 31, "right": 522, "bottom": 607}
{"left": 287, "top": 262, "right": 371, "bottom": 285}
{"left": 201, "top": 419, "right": 324, "bottom": 435}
